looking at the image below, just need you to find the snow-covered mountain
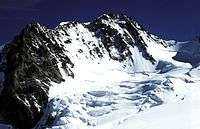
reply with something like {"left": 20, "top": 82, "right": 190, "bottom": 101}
{"left": 173, "top": 40, "right": 200, "bottom": 66}
{"left": 0, "top": 13, "right": 199, "bottom": 129}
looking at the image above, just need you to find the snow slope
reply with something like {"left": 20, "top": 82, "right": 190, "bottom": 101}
{"left": 0, "top": 14, "right": 199, "bottom": 129}
{"left": 32, "top": 14, "right": 199, "bottom": 129}
{"left": 35, "top": 63, "right": 200, "bottom": 129}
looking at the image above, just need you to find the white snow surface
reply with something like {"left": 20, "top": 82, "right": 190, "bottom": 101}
{"left": 1, "top": 17, "right": 199, "bottom": 129}
{"left": 34, "top": 20, "right": 200, "bottom": 129}
{"left": 45, "top": 65, "right": 200, "bottom": 129}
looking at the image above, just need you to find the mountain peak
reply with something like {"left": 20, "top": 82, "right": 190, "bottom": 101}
{"left": 0, "top": 13, "right": 193, "bottom": 129}
{"left": 97, "top": 13, "right": 128, "bottom": 20}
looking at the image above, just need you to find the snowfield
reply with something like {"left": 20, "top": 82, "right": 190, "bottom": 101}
{"left": 1, "top": 14, "right": 200, "bottom": 129}
{"left": 36, "top": 63, "right": 200, "bottom": 129}
{"left": 34, "top": 16, "right": 200, "bottom": 129}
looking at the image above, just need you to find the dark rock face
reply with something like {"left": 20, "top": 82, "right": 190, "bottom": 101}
{"left": 0, "top": 23, "right": 73, "bottom": 129}
{"left": 86, "top": 14, "right": 156, "bottom": 63}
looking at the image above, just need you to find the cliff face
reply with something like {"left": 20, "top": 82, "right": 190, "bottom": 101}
{"left": 0, "top": 23, "right": 72, "bottom": 129}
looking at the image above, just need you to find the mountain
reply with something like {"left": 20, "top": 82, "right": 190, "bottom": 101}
{"left": 173, "top": 40, "right": 200, "bottom": 66}
{"left": 0, "top": 13, "right": 199, "bottom": 129}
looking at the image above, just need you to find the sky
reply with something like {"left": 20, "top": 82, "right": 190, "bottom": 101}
{"left": 0, "top": 0, "right": 200, "bottom": 43}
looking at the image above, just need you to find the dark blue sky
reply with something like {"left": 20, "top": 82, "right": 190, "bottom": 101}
{"left": 0, "top": 0, "right": 200, "bottom": 43}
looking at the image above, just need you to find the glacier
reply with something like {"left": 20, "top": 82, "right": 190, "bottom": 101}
{"left": 0, "top": 14, "right": 200, "bottom": 129}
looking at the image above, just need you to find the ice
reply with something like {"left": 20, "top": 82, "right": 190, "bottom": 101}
{"left": 87, "top": 109, "right": 111, "bottom": 117}
{"left": 46, "top": 67, "right": 186, "bottom": 129}
{"left": 87, "top": 91, "right": 117, "bottom": 98}
{"left": 43, "top": 56, "right": 200, "bottom": 129}
{"left": 8, "top": 17, "right": 200, "bottom": 129}
{"left": 86, "top": 100, "right": 115, "bottom": 108}
{"left": 156, "top": 60, "right": 176, "bottom": 73}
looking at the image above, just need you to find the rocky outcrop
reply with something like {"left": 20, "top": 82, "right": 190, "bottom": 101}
{"left": 86, "top": 14, "right": 156, "bottom": 63}
{"left": 0, "top": 23, "right": 73, "bottom": 129}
